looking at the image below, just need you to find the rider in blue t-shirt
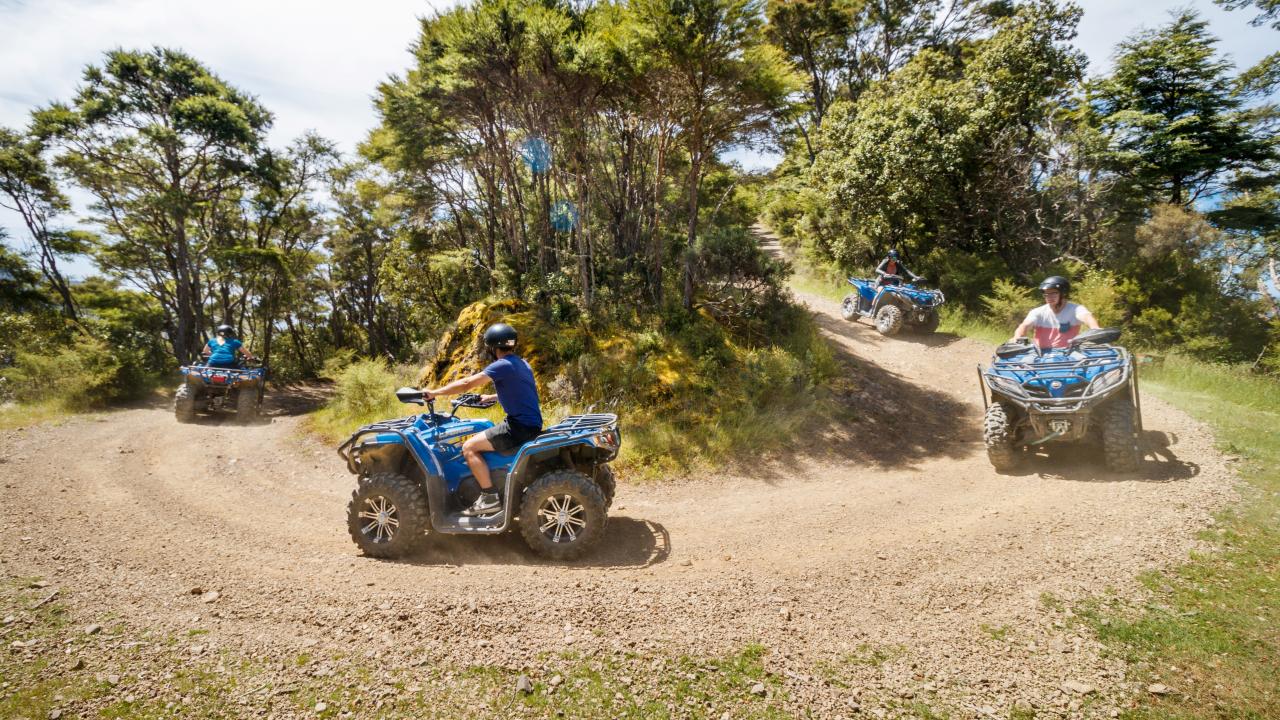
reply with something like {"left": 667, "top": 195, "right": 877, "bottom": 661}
{"left": 424, "top": 322, "right": 543, "bottom": 517}
{"left": 202, "top": 325, "right": 256, "bottom": 368}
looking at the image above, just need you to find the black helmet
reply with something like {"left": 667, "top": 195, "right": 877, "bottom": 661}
{"left": 482, "top": 322, "right": 517, "bottom": 349}
{"left": 215, "top": 324, "right": 235, "bottom": 338}
{"left": 1038, "top": 276, "right": 1070, "bottom": 296}
{"left": 887, "top": 249, "right": 900, "bottom": 260}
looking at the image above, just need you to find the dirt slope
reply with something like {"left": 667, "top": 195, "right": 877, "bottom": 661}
{"left": 0, "top": 239, "right": 1238, "bottom": 718}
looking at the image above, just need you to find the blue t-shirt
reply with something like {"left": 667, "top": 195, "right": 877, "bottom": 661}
{"left": 207, "top": 338, "right": 242, "bottom": 368}
{"left": 483, "top": 354, "right": 542, "bottom": 430}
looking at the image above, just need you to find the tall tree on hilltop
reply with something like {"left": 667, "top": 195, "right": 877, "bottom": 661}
{"left": 33, "top": 48, "right": 272, "bottom": 363}
{"left": 1088, "top": 10, "right": 1273, "bottom": 208}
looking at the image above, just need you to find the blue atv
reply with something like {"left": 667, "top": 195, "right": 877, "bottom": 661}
{"left": 840, "top": 275, "right": 945, "bottom": 335}
{"left": 337, "top": 390, "right": 621, "bottom": 560}
{"left": 174, "top": 362, "right": 266, "bottom": 423}
{"left": 979, "top": 328, "right": 1143, "bottom": 473}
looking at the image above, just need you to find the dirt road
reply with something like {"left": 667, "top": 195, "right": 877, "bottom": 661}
{"left": 0, "top": 241, "right": 1238, "bottom": 718}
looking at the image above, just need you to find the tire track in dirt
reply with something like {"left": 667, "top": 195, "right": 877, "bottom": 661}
{"left": 0, "top": 238, "right": 1240, "bottom": 717}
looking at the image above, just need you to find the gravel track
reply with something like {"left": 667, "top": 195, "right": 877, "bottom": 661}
{"left": 0, "top": 242, "right": 1238, "bottom": 718}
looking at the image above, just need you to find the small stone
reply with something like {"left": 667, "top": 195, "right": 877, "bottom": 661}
{"left": 49, "top": 710, "right": 62, "bottom": 720}
{"left": 106, "top": 674, "right": 121, "bottom": 686}
{"left": 188, "top": 587, "right": 203, "bottom": 595}
{"left": 679, "top": 559, "right": 692, "bottom": 567}
{"left": 779, "top": 607, "right": 791, "bottom": 621}
{"left": 549, "top": 674, "right": 564, "bottom": 688}
{"left": 750, "top": 682, "right": 766, "bottom": 697}
{"left": 30, "top": 580, "right": 50, "bottom": 589}
{"left": 1147, "top": 683, "right": 1172, "bottom": 695}
{"left": 85, "top": 624, "right": 103, "bottom": 635}
{"left": 199, "top": 591, "right": 220, "bottom": 604}
{"left": 190, "top": 644, "right": 205, "bottom": 656}
{"left": 315, "top": 701, "right": 327, "bottom": 712}
{"left": 1061, "top": 680, "right": 1096, "bottom": 695}
{"left": 516, "top": 675, "right": 533, "bottom": 694}
{"left": 68, "top": 658, "right": 84, "bottom": 671}
{"left": 0, "top": 616, "right": 13, "bottom": 626}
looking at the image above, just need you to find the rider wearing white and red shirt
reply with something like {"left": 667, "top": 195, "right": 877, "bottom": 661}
{"left": 1011, "top": 276, "right": 1100, "bottom": 349}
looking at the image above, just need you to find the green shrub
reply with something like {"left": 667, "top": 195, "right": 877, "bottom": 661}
{"left": 1072, "top": 268, "right": 1125, "bottom": 327}
{"left": 1, "top": 335, "right": 125, "bottom": 409}
{"left": 980, "top": 278, "right": 1036, "bottom": 327}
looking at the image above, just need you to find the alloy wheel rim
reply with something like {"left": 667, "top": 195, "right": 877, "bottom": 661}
{"left": 537, "top": 493, "right": 586, "bottom": 543}
{"left": 357, "top": 495, "right": 399, "bottom": 543}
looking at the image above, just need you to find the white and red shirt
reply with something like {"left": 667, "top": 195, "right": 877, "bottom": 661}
{"left": 1023, "top": 302, "right": 1091, "bottom": 349}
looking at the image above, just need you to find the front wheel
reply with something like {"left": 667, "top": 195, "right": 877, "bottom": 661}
{"left": 519, "top": 469, "right": 607, "bottom": 560}
{"left": 1101, "top": 400, "right": 1142, "bottom": 473}
{"left": 840, "top": 294, "right": 859, "bottom": 321}
{"left": 984, "top": 402, "right": 1020, "bottom": 472}
{"left": 915, "top": 310, "right": 940, "bottom": 334}
{"left": 874, "top": 304, "right": 904, "bottom": 336}
{"left": 347, "top": 472, "right": 429, "bottom": 558}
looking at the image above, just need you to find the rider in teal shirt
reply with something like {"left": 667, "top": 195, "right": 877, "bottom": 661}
{"left": 202, "top": 325, "right": 255, "bottom": 368}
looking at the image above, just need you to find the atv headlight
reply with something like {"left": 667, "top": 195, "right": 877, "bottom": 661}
{"left": 1088, "top": 368, "right": 1125, "bottom": 395}
{"left": 985, "top": 374, "right": 1025, "bottom": 398}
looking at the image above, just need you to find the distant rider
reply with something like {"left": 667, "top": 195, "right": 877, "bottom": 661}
{"left": 1011, "top": 276, "right": 1100, "bottom": 349}
{"left": 875, "top": 249, "right": 922, "bottom": 286}
{"left": 424, "top": 323, "right": 544, "bottom": 517}
{"left": 201, "top": 324, "right": 256, "bottom": 368}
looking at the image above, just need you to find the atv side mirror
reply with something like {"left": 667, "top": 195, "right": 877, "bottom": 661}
{"left": 395, "top": 387, "right": 427, "bottom": 405}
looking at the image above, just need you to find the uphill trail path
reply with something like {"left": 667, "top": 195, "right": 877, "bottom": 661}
{"left": 0, "top": 228, "right": 1237, "bottom": 718}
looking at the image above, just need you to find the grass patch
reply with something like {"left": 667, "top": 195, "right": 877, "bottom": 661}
{"left": 0, "top": 399, "right": 82, "bottom": 429}
{"left": 946, "top": 315, "right": 1280, "bottom": 719}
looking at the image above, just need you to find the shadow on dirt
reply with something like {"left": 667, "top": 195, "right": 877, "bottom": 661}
{"left": 386, "top": 516, "right": 671, "bottom": 569}
{"left": 787, "top": 312, "right": 979, "bottom": 469}
{"left": 997, "top": 430, "right": 1200, "bottom": 483}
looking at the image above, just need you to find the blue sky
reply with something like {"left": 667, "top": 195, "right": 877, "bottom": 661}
{"left": 1, "top": 0, "right": 1275, "bottom": 277}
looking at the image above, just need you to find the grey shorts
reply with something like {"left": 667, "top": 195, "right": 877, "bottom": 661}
{"left": 481, "top": 420, "right": 541, "bottom": 452}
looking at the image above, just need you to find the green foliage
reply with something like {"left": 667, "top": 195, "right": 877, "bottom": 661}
{"left": 2, "top": 334, "right": 135, "bottom": 410}
{"left": 1087, "top": 10, "right": 1274, "bottom": 208}
{"left": 307, "top": 359, "right": 418, "bottom": 442}
{"left": 980, "top": 278, "right": 1036, "bottom": 328}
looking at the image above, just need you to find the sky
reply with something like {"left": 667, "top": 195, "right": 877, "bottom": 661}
{"left": 0, "top": 0, "right": 1276, "bottom": 277}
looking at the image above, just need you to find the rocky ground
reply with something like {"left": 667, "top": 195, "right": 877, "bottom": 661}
{"left": 0, "top": 241, "right": 1238, "bottom": 718}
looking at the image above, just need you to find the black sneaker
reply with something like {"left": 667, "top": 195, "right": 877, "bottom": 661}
{"left": 462, "top": 492, "right": 501, "bottom": 517}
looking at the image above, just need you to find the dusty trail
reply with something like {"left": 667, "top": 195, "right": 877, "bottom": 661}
{"left": 0, "top": 235, "right": 1238, "bottom": 718}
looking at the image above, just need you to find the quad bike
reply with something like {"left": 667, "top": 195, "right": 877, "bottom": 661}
{"left": 337, "top": 390, "right": 621, "bottom": 561}
{"left": 978, "top": 328, "right": 1143, "bottom": 473}
{"left": 840, "top": 275, "right": 945, "bottom": 336}
{"left": 174, "top": 361, "right": 266, "bottom": 423}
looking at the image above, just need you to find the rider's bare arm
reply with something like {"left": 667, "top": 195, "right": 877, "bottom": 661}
{"left": 425, "top": 372, "right": 490, "bottom": 399}
{"left": 1079, "top": 308, "right": 1100, "bottom": 330}
{"left": 1011, "top": 320, "right": 1032, "bottom": 342}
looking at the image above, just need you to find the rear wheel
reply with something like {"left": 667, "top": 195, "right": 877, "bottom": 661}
{"left": 984, "top": 402, "right": 1020, "bottom": 472}
{"left": 235, "top": 385, "right": 258, "bottom": 422}
{"left": 840, "top": 294, "right": 859, "bottom": 321}
{"left": 874, "top": 304, "right": 904, "bottom": 336}
{"left": 1101, "top": 400, "right": 1142, "bottom": 473}
{"left": 347, "top": 472, "right": 428, "bottom": 558}
{"left": 519, "top": 469, "right": 607, "bottom": 560}
{"left": 174, "top": 383, "right": 196, "bottom": 423}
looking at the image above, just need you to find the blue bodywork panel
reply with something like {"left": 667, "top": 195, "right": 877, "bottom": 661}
{"left": 847, "top": 278, "right": 944, "bottom": 310}
{"left": 986, "top": 344, "right": 1125, "bottom": 400}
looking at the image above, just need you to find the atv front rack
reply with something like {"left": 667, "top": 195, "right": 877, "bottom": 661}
{"left": 336, "top": 415, "right": 422, "bottom": 473}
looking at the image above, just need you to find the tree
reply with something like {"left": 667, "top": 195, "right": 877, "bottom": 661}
{"left": 1088, "top": 10, "right": 1274, "bottom": 208}
{"left": 0, "top": 128, "right": 83, "bottom": 320}
{"left": 632, "top": 0, "right": 798, "bottom": 308}
{"left": 33, "top": 48, "right": 272, "bottom": 362}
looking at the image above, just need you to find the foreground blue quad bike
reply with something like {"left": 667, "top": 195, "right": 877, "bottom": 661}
{"left": 174, "top": 362, "right": 266, "bottom": 423}
{"left": 979, "top": 328, "right": 1143, "bottom": 473}
{"left": 337, "top": 390, "right": 621, "bottom": 561}
{"left": 840, "top": 275, "right": 945, "bottom": 336}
